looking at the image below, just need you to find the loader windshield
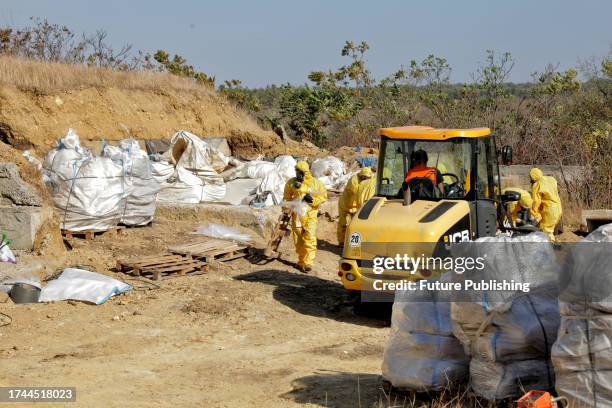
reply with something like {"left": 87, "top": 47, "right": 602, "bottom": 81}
{"left": 377, "top": 138, "right": 473, "bottom": 199}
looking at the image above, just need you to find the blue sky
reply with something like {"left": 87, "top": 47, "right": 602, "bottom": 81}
{"left": 1, "top": 0, "right": 610, "bottom": 87}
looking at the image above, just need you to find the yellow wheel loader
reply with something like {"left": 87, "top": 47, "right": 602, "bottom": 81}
{"left": 338, "top": 126, "right": 522, "bottom": 295}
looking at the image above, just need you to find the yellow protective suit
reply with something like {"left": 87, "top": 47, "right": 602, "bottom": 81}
{"left": 503, "top": 187, "right": 533, "bottom": 225}
{"left": 529, "top": 168, "right": 562, "bottom": 241}
{"left": 337, "top": 167, "right": 373, "bottom": 244}
{"left": 283, "top": 161, "right": 327, "bottom": 268}
{"left": 437, "top": 163, "right": 454, "bottom": 185}
{"left": 356, "top": 176, "right": 377, "bottom": 208}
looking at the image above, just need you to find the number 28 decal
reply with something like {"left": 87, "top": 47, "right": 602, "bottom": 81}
{"left": 349, "top": 232, "right": 361, "bottom": 247}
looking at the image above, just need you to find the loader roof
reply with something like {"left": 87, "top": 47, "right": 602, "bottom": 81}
{"left": 378, "top": 125, "right": 491, "bottom": 140}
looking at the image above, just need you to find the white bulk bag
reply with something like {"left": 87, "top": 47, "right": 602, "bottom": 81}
{"left": 157, "top": 167, "right": 226, "bottom": 203}
{"left": 102, "top": 139, "right": 160, "bottom": 226}
{"left": 165, "top": 130, "right": 229, "bottom": 174}
{"left": 44, "top": 130, "right": 126, "bottom": 231}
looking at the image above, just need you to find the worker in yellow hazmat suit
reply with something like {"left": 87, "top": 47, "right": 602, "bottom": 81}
{"left": 529, "top": 168, "right": 562, "bottom": 241}
{"left": 337, "top": 167, "right": 373, "bottom": 244}
{"left": 436, "top": 163, "right": 454, "bottom": 185}
{"left": 502, "top": 187, "right": 533, "bottom": 226}
{"left": 355, "top": 172, "right": 377, "bottom": 208}
{"left": 283, "top": 161, "right": 327, "bottom": 272}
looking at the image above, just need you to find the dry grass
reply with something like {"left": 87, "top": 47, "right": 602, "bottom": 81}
{"left": 376, "top": 386, "right": 497, "bottom": 408}
{"left": 0, "top": 55, "right": 214, "bottom": 93}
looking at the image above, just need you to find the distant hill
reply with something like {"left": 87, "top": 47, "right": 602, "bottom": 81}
{"left": 0, "top": 56, "right": 312, "bottom": 158}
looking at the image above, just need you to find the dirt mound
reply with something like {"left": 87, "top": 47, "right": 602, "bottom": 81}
{"left": 0, "top": 142, "right": 49, "bottom": 203}
{"left": 0, "top": 57, "right": 322, "bottom": 158}
{"left": 333, "top": 145, "right": 378, "bottom": 162}
{"left": 0, "top": 85, "right": 299, "bottom": 157}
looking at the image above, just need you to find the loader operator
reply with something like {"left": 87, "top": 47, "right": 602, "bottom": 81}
{"left": 283, "top": 161, "right": 327, "bottom": 272}
{"left": 529, "top": 167, "right": 562, "bottom": 241}
{"left": 503, "top": 187, "right": 534, "bottom": 226}
{"left": 402, "top": 149, "right": 445, "bottom": 199}
{"left": 337, "top": 167, "right": 373, "bottom": 245}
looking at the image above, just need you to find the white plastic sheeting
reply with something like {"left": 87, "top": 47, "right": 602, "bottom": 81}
{"left": 193, "top": 223, "right": 252, "bottom": 242}
{"left": 157, "top": 167, "right": 225, "bottom": 204}
{"left": 226, "top": 155, "right": 296, "bottom": 207}
{"left": 243, "top": 160, "right": 276, "bottom": 179}
{"left": 281, "top": 197, "right": 308, "bottom": 219}
{"left": 221, "top": 178, "right": 262, "bottom": 205}
{"left": 382, "top": 273, "right": 469, "bottom": 391}
{"left": 150, "top": 160, "right": 174, "bottom": 184}
{"left": 102, "top": 139, "right": 160, "bottom": 226}
{"left": 44, "top": 130, "right": 162, "bottom": 230}
{"left": 165, "top": 130, "right": 229, "bottom": 174}
{"left": 156, "top": 131, "right": 227, "bottom": 203}
{"left": 255, "top": 155, "right": 296, "bottom": 206}
{"left": 552, "top": 224, "right": 612, "bottom": 407}
{"left": 0, "top": 234, "right": 15, "bottom": 263}
{"left": 44, "top": 130, "right": 126, "bottom": 231}
{"left": 311, "top": 156, "right": 346, "bottom": 190}
{"left": 39, "top": 268, "right": 131, "bottom": 305}
{"left": 450, "top": 232, "right": 560, "bottom": 400}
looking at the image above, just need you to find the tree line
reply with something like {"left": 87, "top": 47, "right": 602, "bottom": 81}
{"left": 0, "top": 19, "right": 609, "bottom": 208}
{"left": 221, "top": 41, "right": 610, "bottom": 208}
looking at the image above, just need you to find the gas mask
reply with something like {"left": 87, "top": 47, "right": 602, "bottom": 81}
{"left": 294, "top": 170, "right": 305, "bottom": 188}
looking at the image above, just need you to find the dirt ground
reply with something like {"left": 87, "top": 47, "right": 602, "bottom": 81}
{"left": 0, "top": 207, "right": 392, "bottom": 408}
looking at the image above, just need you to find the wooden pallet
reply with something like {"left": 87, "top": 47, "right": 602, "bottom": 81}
{"left": 62, "top": 226, "right": 125, "bottom": 240}
{"left": 168, "top": 238, "right": 249, "bottom": 263}
{"left": 116, "top": 254, "right": 208, "bottom": 280}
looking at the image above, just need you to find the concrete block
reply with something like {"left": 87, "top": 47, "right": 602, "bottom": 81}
{"left": 581, "top": 209, "right": 612, "bottom": 233}
{"left": 0, "top": 206, "right": 53, "bottom": 250}
{"left": 156, "top": 203, "right": 281, "bottom": 243}
{"left": 500, "top": 165, "right": 585, "bottom": 196}
{"left": 0, "top": 163, "right": 42, "bottom": 206}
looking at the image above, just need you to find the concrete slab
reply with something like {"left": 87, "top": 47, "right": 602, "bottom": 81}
{"left": 0, "top": 206, "right": 53, "bottom": 250}
{"left": 156, "top": 203, "right": 281, "bottom": 242}
{"left": 580, "top": 209, "right": 612, "bottom": 233}
{"left": 156, "top": 196, "right": 340, "bottom": 243}
{"left": 500, "top": 164, "right": 584, "bottom": 193}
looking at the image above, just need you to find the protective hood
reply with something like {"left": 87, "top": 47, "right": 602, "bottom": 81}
{"left": 530, "top": 167, "right": 543, "bottom": 182}
{"left": 295, "top": 160, "right": 312, "bottom": 181}
{"left": 359, "top": 167, "right": 373, "bottom": 178}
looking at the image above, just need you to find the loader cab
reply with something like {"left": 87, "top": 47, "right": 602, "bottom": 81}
{"left": 339, "top": 126, "right": 509, "bottom": 293}
{"left": 376, "top": 126, "right": 502, "bottom": 237}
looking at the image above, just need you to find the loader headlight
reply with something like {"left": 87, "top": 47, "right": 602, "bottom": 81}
{"left": 345, "top": 273, "right": 356, "bottom": 282}
{"left": 340, "top": 262, "right": 352, "bottom": 272}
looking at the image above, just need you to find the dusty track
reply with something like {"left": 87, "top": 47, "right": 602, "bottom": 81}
{"left": 0, "top": 212, "right": 390, "bottom": 408}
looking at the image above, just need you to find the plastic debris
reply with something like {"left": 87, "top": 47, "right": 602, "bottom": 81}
{"left": 449, "top": 232, "right": 560, "bottom": 400}
{"left": 0, "top": 233, "right": 15, "bottom": 264}
{"left": 552, "top": 224, "right": 612, "bottom": 406}
{"left": 310, "top": 156, "right": 346, "bottom": 189}
{"left": 193, "top": 223, "right": 252, "bottom": 242}
{"left": 281, "top": 197, "right": 308, "bottom": 218}
{"left": 39, "top": 268, "right": 131, "bottom": 305}
{"left": 382, "top": 273, "right": 469, "bottom": 391}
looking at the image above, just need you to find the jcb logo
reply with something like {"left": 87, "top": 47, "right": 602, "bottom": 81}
{"left": 444, "top": 230, "right": 470, "bottom": 244}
